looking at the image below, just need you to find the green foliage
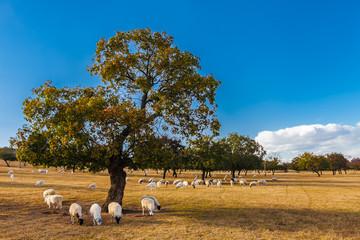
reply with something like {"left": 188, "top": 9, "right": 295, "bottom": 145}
{"left": 11, "top": 28, "right": 220, "bottom": 177}
{"left": 0, "top": 147, "right": 17, "bottom": 161}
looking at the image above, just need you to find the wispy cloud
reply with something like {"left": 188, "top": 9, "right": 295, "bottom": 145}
{"left": 255, "top": 123, "right": 360, "bottom": 160}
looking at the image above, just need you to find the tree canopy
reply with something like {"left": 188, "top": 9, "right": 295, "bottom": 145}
{"left": 11, "top": 28, "right": 221, "bottom": 208}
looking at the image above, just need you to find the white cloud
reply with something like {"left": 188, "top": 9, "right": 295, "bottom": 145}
{"left": 255, "top": 123, "right": 360, "bottom": 161}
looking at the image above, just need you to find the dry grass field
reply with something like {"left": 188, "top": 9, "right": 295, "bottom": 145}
{"left": 1, "top": 162, "right": 360, "bottom": 240}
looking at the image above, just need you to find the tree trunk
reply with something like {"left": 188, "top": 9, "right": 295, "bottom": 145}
{"left": 344, "top": 169, "right": 347, "bottom": 174}
{"left": 163, "top": 169, "right": 167, "bottom": 179}
{"left": 205, "top": 171, "right": 208, "bottom": 178}
{"left": 103, "top": 163, "right": 127, "bottom": 212}
{"left": 172, "top": 169, "right": 177, "bottom": 178}
{"left": 312, "top": 167, "right": 320, "bottom": 177}
{"left": 245, "top": 170, "right": 248, "bottom": 176}
{"left": 202, "top": 169, "right": 206, "bottom": 181}
{"left": 4, "top": 160, "right": 10, "bottom": 167}
{"left": 208, "top": 171, "right": 212, "bottom": 178}
{"left": 332, "top": 169, "right": 336, "bottom": 175}
{"left": 237, "top": 170, "right": 241, "bottom": 176}
{"left": 231, "top": 169, "right": 235, "bottom": 178}
{"left": 272, "top": 170, "right": 275, "bottom": 175}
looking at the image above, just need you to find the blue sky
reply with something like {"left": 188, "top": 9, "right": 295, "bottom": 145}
{"left": 1, "top": 0, "right": 360, "bottom": 160}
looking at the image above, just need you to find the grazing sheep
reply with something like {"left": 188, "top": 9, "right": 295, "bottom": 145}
{"left": 126, "top": 177, "right": 130, "bottom": 182}
{"left": 253, "top": 175, "right": 257, "bottom": 178}
{"left": 90, "top": 203, "right": 102, "bottom": 225}
{"left": 191, "top": 180, "right": 198, "bottom": 188}
{"left": 173, "top": 179, "right": 182, "bottom": 185}
{"left": 165, "top": 181, "right": 170, "bottom": 186}
{"left": 141, "top": 197, "right": 155, "bottom": 216}
{"left": 38, "top": 169, "right": 46, "bottom": 173}
{"left": 217, "top": 180, "right": 222, "bottom": 187}
{"left": 272, "top": 177, "right": 278, "bottom": 181}
{"left": 257, "top": 180, "right": 268, "bottom": 185}
{"left": 159, "top": 179, "right": 167, "bottom": 184}
{"left": 10, "top": 175, "right": 14, "bottom": 180}
{"left": 141, "top": 196, "right": 161, "bottom": 210}
{"left": 198, "top": 180, "right": 205, "bottom": 185}
{"left": 183, "top": 181, "right": 189, "bottom": 188}
{"left": 108, "top": 202, "right": 122, "bottom": 224}
{"left": 249, "top": 181, "right": 258, "bottom": 188}
{"left": 156, "top": 181, "right": 162, "bottom": 187}
{"left": 7, "top": 169, "right": 14, "bottom": 174}
{"left": 239, "top": 179, "right": 248, "bottom": 186}
{"left": 145, "top": 182, "right": 156, "bottom": 190}
{"left": 45, "top": 195, "right": 63, "bottom": 209}
{"left": 148, "top": 178, "right": 156, "bottom": 183}
{"left": 43, "top": 189, "right": 56, "bottom": 200}
{"left": 69, "top": 203, "right": 84, "bottom": 225}
{"left": 35, "top": 180, "right": 45, "bottom": 186}
{"left": 88, "top": 183, "right": 96, "bottom": 189}
{"left": 138, "top": 178, "right": 147, "bottom": 184}
{"left": 205, "top": 180, "right": 211, "bottom": 187}
{"left": 175, "top": 182, "right": 183, "bottom": 189}
{"left": 212, "top": 180, "right": 217, "bottom": 185}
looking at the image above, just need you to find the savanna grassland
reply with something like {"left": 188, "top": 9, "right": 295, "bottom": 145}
{"left": 1, "top": 162, "right": 360, "bottom": 240}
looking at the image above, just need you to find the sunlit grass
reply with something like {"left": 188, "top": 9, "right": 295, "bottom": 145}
{"left": 1, "top": 162, "right": 360, "bottom": 239}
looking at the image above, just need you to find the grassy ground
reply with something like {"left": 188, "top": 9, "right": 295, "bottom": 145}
{"left": 1, "top": 162, "right": 360, "bottom": 240}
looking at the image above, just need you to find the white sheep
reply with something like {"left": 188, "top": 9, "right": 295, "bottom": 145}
{"left": 108, "top": 202, "right": 122, "bottom": 224}
{"left": 138, "top": 178, "right": 147, "bottom": 184}
{"left": 191, "top": 180, "right": 198, "bottom": 188}
{"left": 194, "top": 175, "right": 198, "bottom": 180}
{"left": 272, "top": 177, "right": 278, "bottom": 182}
{"left": 217, "top": 180, "right": 222, "bottom": 187}
{"left": 205, "top": 180, "right": 211, "bottom": 187}
{"left": 230, "top": 180, "right": 234, "bottom": 186}
{"left": 257, "top": 180, "right": 268, "bottom": 185}
{"left": 253, "top": 175, "right": 257, "bottom": 178}
{"left": 38, "top": 169, "right": 46, "bottom": 173}
{"left": 175, "top": 182, "right": 183, "bottom": 189}
{"left": 148, "top": 178, "right": 156, "bottom": 183}
{"left": 35, "top": 180, "right": 45, "bottom": 186}
{"left": 165, "top": 181, "right": 170, "bottom": 186}
{"left": 7, "top": 169, "right": 14, "bottom": 174}
{"left": 43, "top": 189, "right": 56, "bottom": 200}
{"left": 145, "top": 182, "right": 156, "bottom": 190}
{"left": 159, "top": 179, "right": 167, "bottom": 184}
{"left": 140, "top": 196, "right": 161, "bottom": 216}
{"left": 198, "top": 180, "right": 205, "bottom": 185}
{"left": 90, "top": 203, "right": 102, "bottom": 225}
{"left": 183, "top": 181, "right": 189, "bottom": 188}
{"left": 10, "top": 175, "right": 14, "bottom": 180}
{"left": 88, "top": 183, "right": 96, "bottom": 189}
{"left": 126, "top": 177, "right": 130, "bottom": 182}
{"left": 212, "top": 180, "right": 217, "bottom": 185}
{"left": 239, "top": 179, "right": 248, "bottom": 186}
{"left": 249, "top": 181, "right": 258, "bottom": 187}
{"left": 45, "top": 195, "right": 63, "bottom": 209}
{"left": 156, "top": 181, "right": 162, "bottom": 187}
{"left": 69, "top": 203, "right": 84, "bottom": 225}
{"left": 173, "top": 179, "right": 182, "bottom": 185}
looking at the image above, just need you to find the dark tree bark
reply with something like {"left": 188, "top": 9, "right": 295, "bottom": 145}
{"left": 172, "top": 169, "right": 177, "bottom": 178}
{"left": 245, "top": 170, "right": 248, "bottom": 176}
{"left": 332, "top": 169, "right": 336, "bottom": 175}
{"left": 231, "top": 169, "right": 235, "bottom": 178}
{"left": 205, "top": 171, "right": 208, "bottom": 178}
{"left": 202, "top": 169, "right": 206, "bottom": 181}
{"left": 103, "top": 159, "right": 127, "bottom": 212}
{"left": 3, "top": 160, "right": 10, "bottom": 167}
{"left": 162, "top": 169, "right": 167, "bottom": 179}
{"left": 312, "top": 167, "right": 320, "bottom": 177}
{"left": 237, "top": 170, "right": 241, "bottom": 176}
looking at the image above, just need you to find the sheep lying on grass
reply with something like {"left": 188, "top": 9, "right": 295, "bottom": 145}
{"left": 257, "top": 180, "right": 268, "bottom": 185}
{"left": 43, "top": 189, "right": 56, "bottom": 201}
{"left": 138, "top": 178, "right": 147, "bottom": 184}
{"left": 145, "top": 182, "right": 156, "bottom": 190}
{"left": 90, "top": 203, "right": 102, "bottom": 225}
{"left": 108, "top": 202, "right": 122, "bottom": 224}
{"left": 69, "top": 203, "right": 84, "bottom": 225}
{"left": 88, "top": 183, "right": 96, "bottom": 189}
{"left": 45, "top": 195, "right": 63, "bottom": 209}
{"left": 35, "top": 180, "right": 45, "bottom": 186}
{"left": 140, "top": 196, "right": 161, "bottom": 216}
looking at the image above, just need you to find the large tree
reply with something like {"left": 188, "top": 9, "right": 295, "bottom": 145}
{"left": 11, "top": 28, "right": 220, "bottom": 209}
{"left": 0, "top": 147, "right": 17, "bottom": 167}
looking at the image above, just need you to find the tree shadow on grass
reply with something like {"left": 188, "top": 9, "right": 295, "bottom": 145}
{"left": 171, "top": 207, "right": 360, "bottom": 237}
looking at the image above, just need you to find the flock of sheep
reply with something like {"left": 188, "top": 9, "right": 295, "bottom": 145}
{"left": 6, "top": 167, "right": 162, "bottom": 226}
{"left": 6, "top": 167, "right": 278, "bottom": 226}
